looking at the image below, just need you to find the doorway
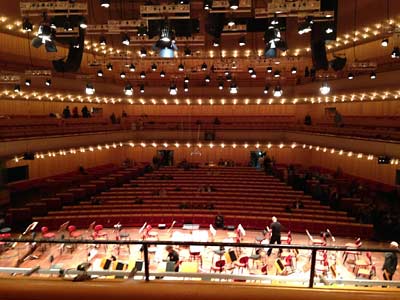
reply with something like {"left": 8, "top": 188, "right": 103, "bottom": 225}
{"left": 157, "top": 150, "right": 174, "bottom": 166}
{"left": 250, "top": 150, "right": 266, "bottom": 168}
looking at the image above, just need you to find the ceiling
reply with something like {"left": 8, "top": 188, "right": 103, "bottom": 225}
{"left": 1, "top": 0, "right": 400, "bottom": 100}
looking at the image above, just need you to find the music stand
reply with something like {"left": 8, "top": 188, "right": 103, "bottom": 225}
{"left": 20, "top": 222, "right": 39, "bottom": 261}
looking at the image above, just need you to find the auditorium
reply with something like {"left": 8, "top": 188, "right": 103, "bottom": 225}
{"left": 0, "top": 1, "right": 399, "bottom": 299}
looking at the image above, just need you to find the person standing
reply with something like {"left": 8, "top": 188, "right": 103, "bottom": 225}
{"left": 382, "top": 241, "right": 398, "bottom": 281}
{"left": 166, "top": 245, "right": 180, "bottom": 272}
{"left": 267, "top": 216, "right": 282, "bottom": 256}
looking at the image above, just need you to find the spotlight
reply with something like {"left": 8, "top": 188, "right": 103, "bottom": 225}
{"left": 229, "top": 0, "right": 239, "bottom": 10}
{"left": 79, "top": 18, "right": 87, "bottom": 29}
{"left": 391, "top": 46, "right": 400, "bottom": 59}
{"left": 129, "top": 64, "right": 136, "bottom": 72}
{"left": 291, "top": 67, "right": 297, "bottom": 74}
{"left": 238, "top": 36, "right": 246, "bottom": 47}
{"left": 227, "top": 19, "right": 235, "bottom": 27}
{"left": 140, "top": 84, "right": 144, "bottom": 93}
{"left": 140, "top": 48, "right": 147, "bottom": 57}
{"left": 14, "top": 84, "right": 21, "bottom": 93}
{"left": 85, "top": 83, "right": 95, "bottom": 95}
{"left": 229, "top": 82, "right": 238, "bottom": 94}
{"left": 248, "top": 67, "right": 254, "bottom": 74}
{"left": 22, "top": 18, "right": 33, "bottom": 32}
{"left": 264, "top": 85, "right": 269, "bottom": 94}
{"left": 106, "top": 63, "right": 113, "bottom": 71}
{"left": 325, "top": 27, "right": 333, "bottom": 34}
{"left": 213, "top": 39, "right": 220, "bottom": 47}
{"left": 160, "top": 25, "right": 173, "bottom": 43}
{"left": 319, "top": 82, "right": 330, "bottom": 95}
{"left": 298, "top": 22, "right": 311, "bottom": 35}
{"left": 178, "top": 63, "right": 184, "bottom": 71}
{"left": 347, "top": 72, "right": 354, "bottom": 80}
{"left": 184, "top": 47, "right": 192, "bottom": 56}
{"left": 45, "top": 79, "right": 52, "bottom": 86}
{"left": 273, "top": 70, "right": 280, "bottom": 78}
{"left": 183, "top": 82, "right": 189, "bottom": 92}
{"left": 33, "top": 23, "right": 56, "bottom": 52}
{"left": 120, "top": 72, "right": 126, "bottom": 79}
{"left": 184, "top": 76, "right": 189, "bottom": 83}
{"left": 224, "top": 70, "right": 230, "bottom": 76}
{"left": 124, "top": 84, "right": 133, "bottom": 96}
{"left": 169, "top": 83, "right": 178, "bottom": 95}
{"left": 151, "top": 63, "right": 157, "bottom": 71}
{"left": 205, "top": 75, "right": 211, "bottom": 83}
{"left": 201, "top": 62, "right": 208, "bottom": 71}
{"left": 64, "top": 19, "right": 73, "bottom": 31}
{"left": 370, "top": 71, "right": 376, "bottom": 80}
{"left": 273, "top": 85, "right": 283, "bottom": 97}
{"left": 25, "top": 79, "right": 31, "bottom": 86}
{"left": 381, "top": 38, "right": 388, "bottom": 47}
{"left": 218, "top": 81, "right": 224, "bottom": 90}
{"left": 251, "top": 71, "right": 257, "bottom": 78}
{"left": 140, "top": 71, "right": 146, "bottom": 79}
{"left": 203, "top": 0, "right": 213, "bottom": 10}
{"left": 97, "top": 69, "right": 103, "bottom": 77}
{"left": 160, "top": 70, "right": 166, "bottom": 78}
{"left": 99, "top": 36, "right": 107, "bottom": 46}
{"left": 225, "top": 73, "right": 232, "bottom": 81}
{"left": 122, "top": 33, "right": 130, "bottom": 46}
{"left": 100, "top": 0, "right": 110, "bottom": 8}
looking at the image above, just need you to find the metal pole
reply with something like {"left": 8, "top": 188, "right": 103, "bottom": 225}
{"left": 143, "top": 243, "right": 150, "bottom": 281}
{"left": 309, "top": 249, "right": 317, "bottom": 288}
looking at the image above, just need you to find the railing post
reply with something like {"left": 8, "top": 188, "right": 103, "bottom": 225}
{"left": 308, "top": 249, "right": 317, "bottom": 288}
{"left": 143, "top": 243, "right": 150, "bottom": 281}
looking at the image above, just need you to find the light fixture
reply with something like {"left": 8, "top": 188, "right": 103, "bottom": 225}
{"left": 169, "top": 83, "right": 178, "bottom": 95}
{"left": 137, "top": 24, "right": 147, "bottom": 36}
{"left": 347, "top": 72, "right": 354, "bottom": 80}
{"left": 25, "top": 79, "right": 31, "bottom": 86}
{"left": 391, "top": 46, "right": 400, "bottom": 59}
{"left": 291, "top": 67, "right": 297, "bottom": 74}
{"left": 273, "top": 70, "right": 280, "bottom": 78}
{"left": 381, "top": 38, "right": 388, "bottom": 47}
{"left": 229, "top": 82, "right": 238, "bottom": 94}
{"left": 124, "top": 84, "right": 133, "bottom": 96}
{"left": 325, "top": 27, "right": 333, "bottom": 34}
{"left": 106, "top": 63, "right": 113, "bottom": 71}
{"left": 79, "top": 18, "right": 87, "bottom": 29}
{"left": 33, "top": 23, "right": 56, "bottom": 52}
{"left": 203, "top": 0, "right": 212, "bottom": 10}
{"left": 140, "top": 71, "right": 146, "bottom": 79}
{"left": 225, "top": 73, "right": 232, "bottom": 81}
{"left": 183, "top": 82, "right": 189, "bottom": 92}
{"left": 184, "top": 47, "right": 191, "bottom": 56}
{"left": 263, "top": 85, "right": 269, "bottom": 94}
{"left": 251, "top": 71, "right": 257, "bottom": 78}
{"left": 99, "top": 36, "right": 107, "bottom": 46}
{"left": 140, "top": 48, "right": 147, "bottom": 57}
{"left": 14, "top": 84, "right": 21, "bottom": 93}
{"left": 100, "top": 0, "right": 110, "bottom": 8}
{"left": 227, "top": 19, "right": 235, "bottom": 27}
{"left": 140, "top": 84, "right": 144, "bottom": 93}
{"left": 204, "top": 75, "right": 211, "bottom": 83}
{"left": 122, "top": 33, "right": 130, "bottom": 46}
{"left": 298, "top": 17, "right": 313, "bottom": 35}
{"left": 248, "top": 67, "right": 254, "bottom": 74}
{"left": 45, "top": 79, "right": 52, "bottom": 86}
{"left": 97, "top": 69, "right": 103, "bottom": 77}
{"left": 178, "top": 63, "right": 184, "bottom": 71}
{"left": 266, "top": 66, "right": 272, "bottom": 73}
{"left": 201, "top": 62, "right": 207, "bottom": 71}
{"left": 151, "top": 63, "right": 157, "bottom": 71}
{"left": 319, "top": 81, "right": 331, "bottom": 95}
{"left": 129, "top": 63, "right": 136, "bottom": 72}
{"left": 370, "top": 71, "right": 376, "bottom": 79}
{"left": 213, "top": 38, "right": 220, "bottom": 47}
{"left": 160, "top": 70, "right": 166, "bottom": 78}
{"left": 85, "top": 83, "right": 95, "bottom": 95}
{"left": 22, "top": 18, "right": 33, "bottom": 32}
{"left": 160, "top": 24, "right": 173, "bottom": 43}
{"left": 229, "top": 0, "right": 239, "bottom": 10}
{"left": 63, "top": 19, "right": 73, "bottom": 31}
{"left": 273, "top": 85, "right": 283, "bottom": 97}
{"left": 238, "top": 36, "right": 246, "bottom": 47}
{"left": 184, "top": 76, "right": 189, "bottom": 83}
{"left": 119, "top": 72, "right": 126, "bottom": 79}
{"left": 218, "top": 82, "right": 224, "bottom": 90}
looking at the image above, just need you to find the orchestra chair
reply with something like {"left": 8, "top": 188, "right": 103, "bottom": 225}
{"left": 189, "top": 245, "right": 203, "bottom": 267}
{"left": 93, "top": 224, "right": 108, "bottom": 251}
{"left": 209, "top": 224, "right": 217, "bottom": 242}
{"left": 234, "top": 256, "right": 249, "bottom": 273}
{"left": 41, "top": 226, "right": 56, "bottom": 251}
{"left": 343, "top": 238, "right": 362, "bottom": 264}
{"left": 306, "top": 229, "right": 326, "bottom": 246}
{"left": 210, "top": 260, "right": 226, "bottom": 273}
{"left": 249, "top": 264, "right": 268, "bottom": 283}
{"left": 281, "top": 231, "right": 292, "bottom": 244}
{"left": 355, "top": 251, "right": 374, "bottom": 277}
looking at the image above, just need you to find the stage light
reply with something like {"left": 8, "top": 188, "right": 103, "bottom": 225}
{"left": 85, "top": 83, "right": 95, "bottom": 95}
{"left": 225, "top": 73, "right": 232, "bottom": 81}
{"left": 227, "top": 19, "right": 235, "bottom": 27}
{"left": 140, "top": 84, "right": 144, "bottom": 93}
{"left": 129, "top": 63, "right": 136, "bottom": 72}
{"left": 160, "top": 25, "right": 172, "bottom": 43}
{"left": 79, "top": 18, "right": 87, "bottom": 29}
{"left": 248, "top": 67, "right": 254, "bottom": 74}
{"left": 99, "top": 36, "right": 107, "bottom": 46}
{"left": 298, "top": 22, "right": 311, "bottom": 35}
{"left": 45, "top": 79, "right": 52, "bottom": 86}
{"left": 100, "top": 0, "right": 110, "bottom": 8}
{"left": 25, "top": 79, "right": 31, "bottom": 86}
{"left": 205, "top": 75, "right": 211, "bottom": 83}
{"left": 391, "top": 47, "right": 400, "bottom": 59}
{"left": 229, "top": 0, "right": 239, "bottom": 10}
{"left": 122, "top": 33, "right": 130, "bottom": 46}
{"left": 347, "top": 72, "right": 354, "bottom": 80}
{"left": 183, "top": 83, "right": 189, "bottom": 92}
{"left": 370, "top": 71, "right": 376, "bottom": 80}
{"left": 201, "top": 62, "right": 207, "bottom": 71}
{"left": 140, "top": 48, "right": 147, "bottom": 57}
{"left": 32, "top": 23, "right": 56, "bottom": 52}
{"left": 120, "top": 72, "right": 126, "bottom": 79}
{"left": 325, "top": 27, "right": 333, "bottom": 34}
{"left": 184, "top": 76, "right": 189, "bottom": 83}
{"left": 106, "top": 63, "right": 113, "bottom": 71}
{"left": 229, "top": 82, "right": 238, "bottom": 94}
{"left": 97, "top": 69, "right": 103, "bottom": 77}
{"left": 251, "top": 71, "right": 257, "bottom": 78}
{"left": 140, "top": 71, "right": 146, "bottom": 79}
{"left": 184, "top": 47, "right": 191, "bottom": 56}
{"left": 14, "top": 84, "right": 21, "bottom": 93}
{"left": 274, "top": 70, "right": 280, "bottom": 78}
{"left": 213, "top": 39, "right": 220, "bottom": 47}
{"left": 273, "top": 85, "right": 283, "bottom": 97}
{"left": 124, "top": 84, "right": 133, "bottom": 96}
{"left": 160, "top": 70, "right": 166, "bottom": 78}
{"left": 151, "top": 63, "right": 157, "bottom": 71}
{"left": 381, "top": 38, "right": 388, "bottom": 47}
{"left": 203, "top": 0, "right": 212, "bottom": 10}
{"left": 218, "top": 82, "right": 224, "bottom": 90}
{"left": 266, "top": 66, "right": 272, "bottom": 73}
{"left": 264, "top": 85, "right": 269, "bottom": 94}
{"left": 291, "top": 67, "right": 297, "bottom": 74}
{"left": 178, "top": 63, "right": 184, "bottom": 71}
{"left": 22, "top": 18, "right": 33, "bottom": 32}
{"left": 169, "top": 83, "right": 177, "bottom": 96}
{"left": 238, "top": 36, "right": 246, "bottom": 47}
{"left": 319, "top": 82, "right": 330, "bottom": 95}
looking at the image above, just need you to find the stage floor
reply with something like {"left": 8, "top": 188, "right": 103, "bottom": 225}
{"left": 0, "top": 227, "right": 398, "bottom": 283}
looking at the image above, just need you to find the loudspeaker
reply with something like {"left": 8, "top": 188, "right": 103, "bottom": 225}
{"left": 52, "top": 28, "right": 84, "bottom": 73}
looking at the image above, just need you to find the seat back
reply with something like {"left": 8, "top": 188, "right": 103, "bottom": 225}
{"left": 68, "top": 225, "right": 76, "bottom": 233}
{"left": 41, "top": 226, "right": 49, "bottom": 234}
{"left": 261, "top": 264, "right": 268, "bottom": 274}
{"left": 94, "top": 224, "right": 103, "bottom": 232}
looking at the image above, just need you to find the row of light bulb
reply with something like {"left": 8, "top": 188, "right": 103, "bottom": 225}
{"left": 12, "top": 140, "right": 400, "bottom": 166}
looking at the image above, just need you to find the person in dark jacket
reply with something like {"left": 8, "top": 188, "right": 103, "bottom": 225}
{"left": 383, "top": 241, "right": 399, "bottom": 281}
{"left": 267, "top": 216, "right": 282, "bottom": 256}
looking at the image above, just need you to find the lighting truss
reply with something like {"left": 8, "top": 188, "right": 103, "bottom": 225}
{"left": 20, "top": 1, "right": 88, "bottom": 17}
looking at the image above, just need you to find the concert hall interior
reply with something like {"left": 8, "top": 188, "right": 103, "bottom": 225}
{"left": 0, "top": 0, "right": 399, "bottom": 299}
